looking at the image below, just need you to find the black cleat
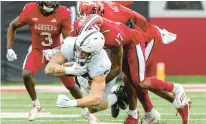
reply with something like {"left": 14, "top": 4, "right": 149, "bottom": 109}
{"left": 111, "top": 98, "right": 120, "bottom": 118}
{"left": 116, "top": 84, "right": 129, "bottom": 110}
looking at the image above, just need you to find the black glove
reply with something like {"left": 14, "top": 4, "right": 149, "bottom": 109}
{"left": 125, "top": 20, "right": 136, "bottom": 29}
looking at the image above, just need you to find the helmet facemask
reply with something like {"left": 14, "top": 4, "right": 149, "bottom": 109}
{"left": 73, "top": 30, "right": 105, "bottom": 65}
{"left": 38, "top": 1, "right": 59, "bottom": 13}
{"left": 74, "top": 45, "right": 97, "bottom": 64}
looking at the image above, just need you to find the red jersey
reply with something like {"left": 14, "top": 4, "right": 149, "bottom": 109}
{"left": 101, "top": 1, "right": 157, "bottom": 42}
{"left": 19, "top": 2, "right": 71, "bottom": 50}
{"left": 113, "top": 1, "right": 134, "bottom": 7}
{"left": 72, "top": 14, "right": 144, "bottom": 49}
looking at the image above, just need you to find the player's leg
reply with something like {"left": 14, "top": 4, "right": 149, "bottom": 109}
{"left": 145, "top": 37, "right": 175, "bottom": 103}
{"left": 126, "top": 44, "right": 160, "bottom": 124}
{"left": 59, "top": 76, "right": 83, "bottom": 99}
{"left": 22, "top": 48, "right": 46, "bottom": 121}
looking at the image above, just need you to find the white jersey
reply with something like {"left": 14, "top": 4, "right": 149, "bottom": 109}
{"left": 61, "top": 36, "right": 111, "bottom": 79}
{"left": 61, "top": 37, "right": 117, "bottom": 108}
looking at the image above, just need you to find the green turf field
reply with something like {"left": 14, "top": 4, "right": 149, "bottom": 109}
{"left": 1, "top": 91, "right": 206, "bottom": 124}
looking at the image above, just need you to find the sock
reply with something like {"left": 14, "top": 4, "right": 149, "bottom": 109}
{"left": 136, "top": 88, "right": 153, "bottom": 112}
{"left": 107, "top": 94, "right": 117, "bottom": 107}
{"left": 128, "top": 109, "right": 138, "bottom": 119}
{"left": 81, "top": 107, "right": 89, "bottom": 115}
{"left": 33, "top": 98, "right": 40, "bottom": 107}
{"left": 149, "top": 77, "right": 174, "bottom": 92}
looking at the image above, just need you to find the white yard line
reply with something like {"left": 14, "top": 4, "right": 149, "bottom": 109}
{"left": 1, "top": 84, "right": 206, "bottom": 92}
{"left": 1, "top": 112, "right": 206, "bottom": 119}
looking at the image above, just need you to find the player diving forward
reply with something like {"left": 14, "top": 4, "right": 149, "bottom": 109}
{"left": 45, "top": 30, "right": 119, "bottom": 124}
{"left": 71, "top": 14, "right": 190, "bottom": 124}
{"left": 77, "top": 2, "right": 191, "bottom": 124}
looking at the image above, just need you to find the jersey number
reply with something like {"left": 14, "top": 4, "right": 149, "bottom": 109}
{"left": 41, "top": 32, "right": 53, "bottom": 46}
{"left": 115, "top": 33, "right": 123, "bottom": 45}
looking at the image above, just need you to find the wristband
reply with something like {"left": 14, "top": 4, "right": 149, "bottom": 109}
{"left": 69, "top": 100, "right": 77, "bottom": 107}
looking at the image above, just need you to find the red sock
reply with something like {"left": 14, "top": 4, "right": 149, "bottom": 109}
{"left": 136, "top": 88, "right": 153, "bottom": 112}
{"left": 149, "top": 77, "right": 174, "bottom": 92}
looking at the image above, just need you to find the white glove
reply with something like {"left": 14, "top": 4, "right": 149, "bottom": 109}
{"left": 42, "top": 49, "right": 60, "bottom": 61}
{"left": 64, "top": 62, "right": 87, "bottom": 76}
{"left": 6, "top": 49, "right": 17, "bottom": 61}
{"left": 56, "top": 94, "right": 77, "bottom": 107}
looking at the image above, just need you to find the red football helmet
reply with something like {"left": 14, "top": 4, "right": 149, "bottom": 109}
{"left": 75, "top": 14, "right": 104, "bottom": 35}
{"left": 77, "top": 1, "right": 104, "bottom": 17}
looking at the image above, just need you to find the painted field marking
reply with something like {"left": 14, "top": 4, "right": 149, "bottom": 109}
{"left": 1, "top": 84, "right": 206, "bottom": 92}
{"left": 1, "top": 112, "right": 206, "bottom": 118}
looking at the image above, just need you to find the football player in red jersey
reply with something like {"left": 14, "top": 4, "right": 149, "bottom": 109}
{"left": 71, "top": 14, "right": 189, "bottom": 124}
{"left": 77, "top": 2, "right": 191, "bottom": 124}
{"left": 6, "top": 1, "right": 87, "bottom": 121}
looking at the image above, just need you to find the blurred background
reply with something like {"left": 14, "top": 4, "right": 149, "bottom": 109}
{"left": 1, "top": 1, "right": 206, "bottom": 83}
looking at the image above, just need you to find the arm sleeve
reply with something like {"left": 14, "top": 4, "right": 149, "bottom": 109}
{"left": 19, "top": 5, "right": 30, "bottom": 24}
{"left": 61, "top": 8, "right": 72, "bottom": 33}
{"left": 114, "top": 1, "right": 134, "bottom": 7}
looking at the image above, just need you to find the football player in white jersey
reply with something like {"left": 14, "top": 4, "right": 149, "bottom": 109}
{"left": 45, "top": 30, "right": 118, "bottom": 124}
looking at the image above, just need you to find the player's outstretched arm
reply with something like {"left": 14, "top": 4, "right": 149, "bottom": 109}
{"left": 76, "top": 75, "right": 106, "bottom": 107}
{"left": 106, "top": 45, "right": 123, "bottom": 83}
{"left": 45, "top": 53, "right": 67, "bottom": 76}
{"left": 7, "top": 17, "right": 25, "bottom": 49}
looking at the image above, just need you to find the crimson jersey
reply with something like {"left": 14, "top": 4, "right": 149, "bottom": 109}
{"left": 101, "top": 1, "right": 157, "bottom": 42}
{"left": 19, "top": 2, "right": 71, "bottom": 50}
{"left": 72, "top": 15, "right": 144, "bottom": 49}
{"left": 113, "top": 1, "right": 134, "bottom": 7}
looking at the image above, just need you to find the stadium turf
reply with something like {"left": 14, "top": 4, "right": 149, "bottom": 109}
{"left": 1, "top": 91, "right": 206, "bottom": 124}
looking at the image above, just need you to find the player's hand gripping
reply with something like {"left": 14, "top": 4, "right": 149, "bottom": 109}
{"left": 6, "top": 49, "right": 17, "bottom": 61}
{"left": 64, "top": 62, "right": 87, "bottom": 76}
{"left": 42, "top": 49, "right": 60, "bottom": 61}
{"left": 56, "top": 94, "right": 77, "bottom": 107}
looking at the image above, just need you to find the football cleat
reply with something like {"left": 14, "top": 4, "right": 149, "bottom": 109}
{"left": 173, "top": 83, "right": 188, "bottom": 108}
{"left": 28, "top": 104, "right": 41, "bottom": 121}
{"left": 141, "top": 108, "right": 161, "bottom": 124}
{"left": 116, "top": 84, "right": 129, "bottom": 110}
{"left": 111, "top": 97, "right": 120, "bottom": 118}
{"left": 124, "top": 112, "right": 140, "bottom": 124}
{"left": 176, "top": 99, "right": 192, "bottom": 124}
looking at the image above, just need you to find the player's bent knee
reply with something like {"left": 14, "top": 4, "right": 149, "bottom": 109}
{"left": 22, "top": 70, "right": 33, "bottom": 79}
{"left": 138, "top": 78, "right": 151, "bottom": 89}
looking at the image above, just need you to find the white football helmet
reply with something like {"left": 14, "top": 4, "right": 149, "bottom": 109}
{"left": 74, "top": 29, "right": 105, "bottom": 64}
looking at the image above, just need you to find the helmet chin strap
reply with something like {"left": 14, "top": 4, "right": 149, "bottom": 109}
{"left": 43, "top": 5, "right": 54, "bottom": 12}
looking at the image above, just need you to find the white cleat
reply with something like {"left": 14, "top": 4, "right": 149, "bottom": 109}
{"left": 82, "top": 112, "right": 100, "bottom": 124}
{"left": 173, "top": 83, "right": 188, "bottom": 109}
{"left": 142, "top": 108, "right": 161, "bottom": 124}
{"left": 28, "top": 104, "right": 41, "bottom": 121}
{"left": 155, "top": 26, "right": 177, "bottom": 44}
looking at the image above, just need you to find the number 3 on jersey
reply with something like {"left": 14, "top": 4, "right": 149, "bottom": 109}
{"left": 41, "top": 32, "right": 53, "bottom": 46}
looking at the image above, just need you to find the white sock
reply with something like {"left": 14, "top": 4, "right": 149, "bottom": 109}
{"left": 82, "top": 107, "right": 89, "bottom": 115}
{"left": 107, "top": 94, "right": 117, "bottom": 107}
{"left": 128, "top": 109, "right": 138, "bottom": 119}
{"left": 33, "top": 98, "right": 40, "bottom": 106}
